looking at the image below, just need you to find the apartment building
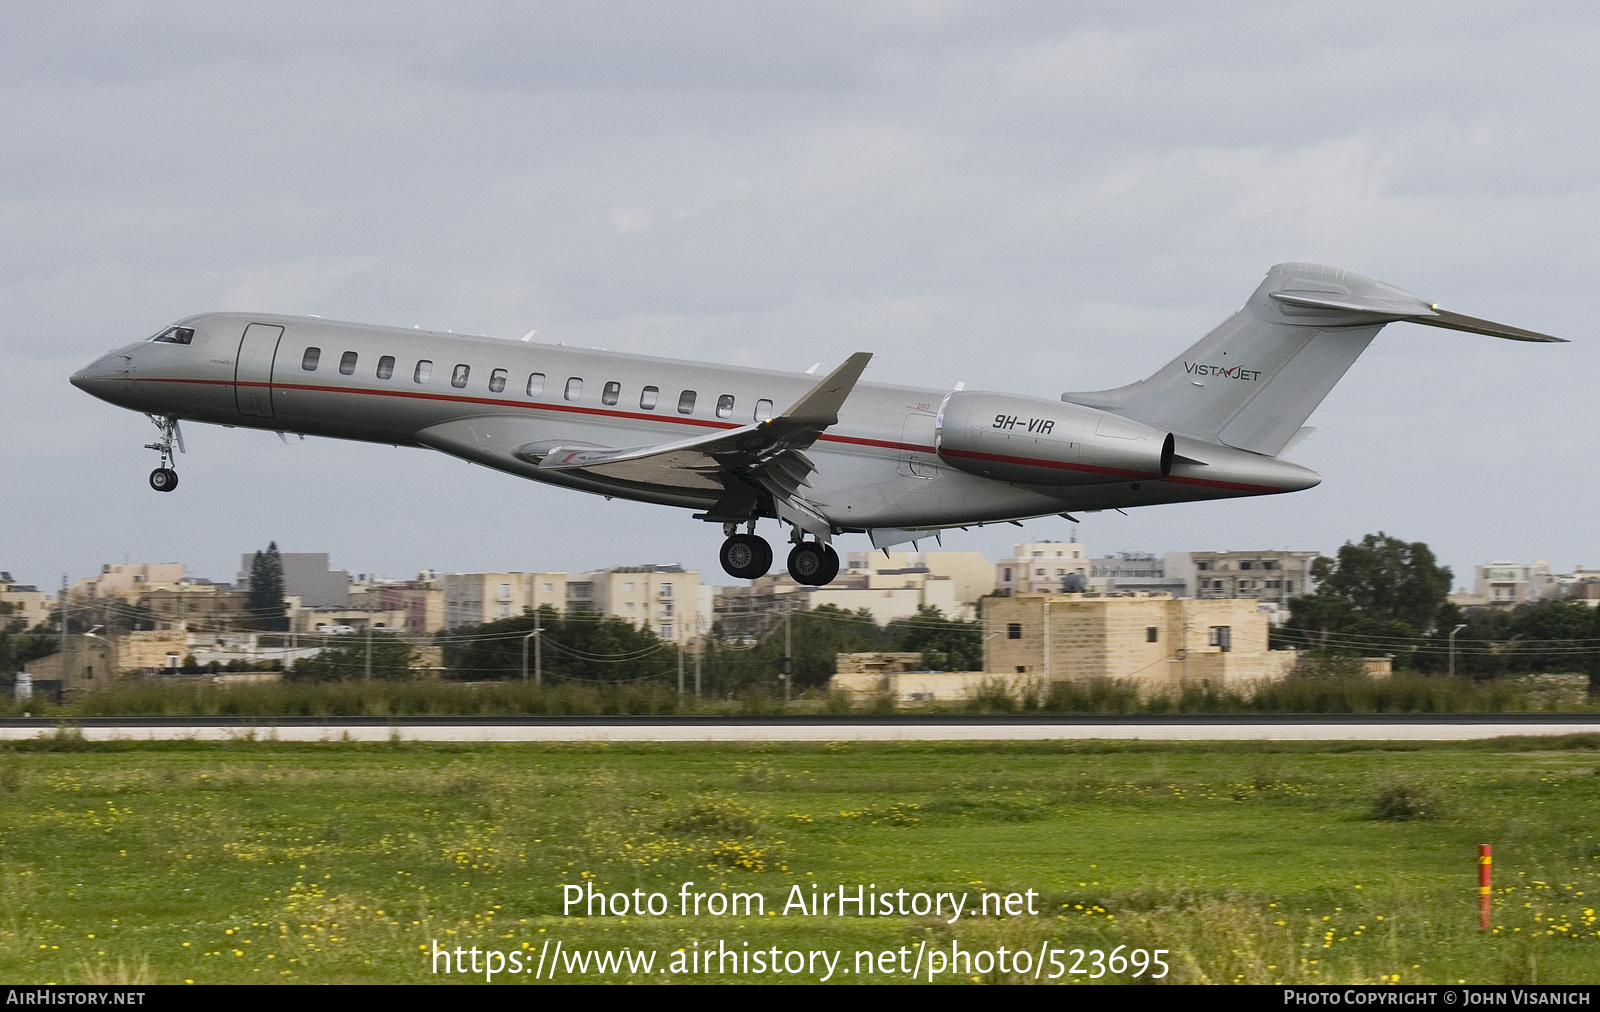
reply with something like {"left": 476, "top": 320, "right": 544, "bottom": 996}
{"left": 995, "top": 541, "right": 1089, "bottom": 594}
{"left": 1179, "top": 550, "right": 1320, "bottom": 610}
{"left": 442, "top": 566, "right": 699, "bottom": 643}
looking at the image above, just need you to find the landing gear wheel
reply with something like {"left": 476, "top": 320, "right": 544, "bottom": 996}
{"left": 149, "top": 467, "right": 179, "bottom": 492}
{"left": 787, "top": 541, "right": 839, "bottom": 586}
{"left": 720, "top": 534, "right": 772, "bottom": 580}
{"left": 816, "top": 544, "right": 840, "bottom": 585}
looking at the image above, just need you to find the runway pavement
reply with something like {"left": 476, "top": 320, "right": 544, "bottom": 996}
{"left": 3, "top": 713, "right": 1599, "bottom": 742}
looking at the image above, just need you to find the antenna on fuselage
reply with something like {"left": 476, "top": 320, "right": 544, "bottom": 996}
{"left": 521, "top": 330, "right": 538, "bottom": 342}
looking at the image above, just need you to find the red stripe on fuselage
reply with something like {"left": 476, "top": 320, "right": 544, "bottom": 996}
{"left": 124, "top": 376, "right": 1290, "bottom": 493}
{"left": 126, "top": 377, "right": 940, "bottom": 454}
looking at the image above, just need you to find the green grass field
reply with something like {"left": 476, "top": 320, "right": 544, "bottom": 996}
{"left": 2, "top": 734, "right": 1599, "bottom": 984}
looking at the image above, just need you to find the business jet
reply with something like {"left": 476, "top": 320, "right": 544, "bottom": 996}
{"left": 71, "top": 263, "right": 1559, "bottom": 586}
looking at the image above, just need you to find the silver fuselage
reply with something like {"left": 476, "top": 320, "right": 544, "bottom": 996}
{"left": 70, "top": 312, "right": 1319, "bottom": 533}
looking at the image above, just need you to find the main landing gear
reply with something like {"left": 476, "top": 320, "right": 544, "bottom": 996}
{"left": 717, "top": 525, "right": 840, "bottom": 586}
{"left": 719, "top": 533, "right": 773, "bottom": 580}
{"left": 786, "top": 540, "right": 839, "bottom": 586}
{"left": 144, "top": 414, "right": 184, "bottom": 493}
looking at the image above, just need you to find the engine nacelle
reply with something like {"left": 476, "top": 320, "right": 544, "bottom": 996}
{"left": 936, "top": 391, "right": 1173, "bottom": 486}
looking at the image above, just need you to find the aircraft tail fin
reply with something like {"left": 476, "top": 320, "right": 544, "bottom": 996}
{"left": 1062, "top": 263, "right": 1562, "bottom": 457}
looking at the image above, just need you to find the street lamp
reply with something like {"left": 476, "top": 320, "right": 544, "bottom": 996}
{"left": 1449, "top": 623, "right": 1468, "bottom": 678}
{"left": 521, "top": 627, "right": 543, "bottom": 686}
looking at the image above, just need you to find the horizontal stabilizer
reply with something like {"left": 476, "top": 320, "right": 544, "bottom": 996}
{"left": 1407, "top": 307, "right": 1564, "bottom": 343}
{"left": 1269, "top": 290, "right": 1564, "bottom": 342}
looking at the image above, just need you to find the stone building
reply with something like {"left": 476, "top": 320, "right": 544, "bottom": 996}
{"left": 981, "top": 592, "right": 1296, "bottom": 688}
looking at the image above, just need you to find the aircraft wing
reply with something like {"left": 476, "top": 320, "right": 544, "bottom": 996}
{"left": 535, "top": 352, "right": 872, "bottom": 529}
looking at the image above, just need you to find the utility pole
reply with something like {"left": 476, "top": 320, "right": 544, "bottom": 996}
{"left": 1449, "top": 623, "right": 1468, "bottom": 678}
{"left": 677, "top": 640, "right": 684, "bottom": 699}
{"left": 782, "top": 603, "right": 793, "bottom": 702}
{"left": 364, "top": 578, "right": 373, "bottom": 681}
{"left": 60, "top": 573, "right": 70, "bottom": 687}
{"left": 694, "top": 636, "right": 702, "bottom": 698}
{"left": 521, "top": 626, "right": 543, "bottom": 685}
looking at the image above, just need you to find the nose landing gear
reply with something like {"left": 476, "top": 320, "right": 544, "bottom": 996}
{"left": 143, "top": 414, "right": 184, "bottom": 493}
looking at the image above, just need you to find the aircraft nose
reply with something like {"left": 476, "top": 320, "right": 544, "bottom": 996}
{"left": 70, "top": 353, "right": 130, "bottom": 399}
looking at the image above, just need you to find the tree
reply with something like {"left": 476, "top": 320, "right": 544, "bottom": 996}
{"left": 287, "top": 636, "right": 414, "bottom": 682}
{"left": 1587, "top": 603, "right": 1600, "bottom": 696}
{"left": 247, "top": 542, "right": 289, "bottom": 632}
{"left": 885, "top": 605, "right": 982, "bottom": 672}
{"left": 440, "top": 606, "right": 678, "bottom": 684}
{"left": 1284, "top": 532, "right": 1453, "bottom": 668}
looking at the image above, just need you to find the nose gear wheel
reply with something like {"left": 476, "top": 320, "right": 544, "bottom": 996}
{"left": 142, "top": 414, "right": 185, "bottom": 493}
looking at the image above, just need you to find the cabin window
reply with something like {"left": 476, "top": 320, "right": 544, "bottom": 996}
{"left": 451, "top": 364, "right": 470, "bottom": 388}
{"left": 414, "top": 360, "right": 432, "bottom": 384}
{"left": 677, "top": 390, "right": 697, "bottom": 414}
{"left": 339, "top": 351, "right": 358, "bottom": 375}
{"left": 1146, "top": 627, "right": 1159, "bottom": 643}
{"left": 526, "top": 372, "right": 545, "bottom": 397}
{"left": 602, "top": 381, "right": 621, "bottom": 406}
{"left": 376, "top": 356, "right": 395, "bottom": 380}
{"left": 754, "top": 398, "right": 773, "bottom": 421}
{"left": 565, "top": 377, "right": 583, "bottom": 401}
{"left": 301, "top": 347, "right": 321, "bottom": 371}
{"left": 488, "top": 368, "right": 507, "bottom": 393}
{"left": 640, "top": 386, "right": 659, "bottom": 410}
{"left": 1007, "top": 623, "right": 1022, "bottom": 640}
{"left": 151, "top": 326, "right": 195, "bottom": 345}
{"left": 716, "top": 394, "right": 735, "bottom": 419}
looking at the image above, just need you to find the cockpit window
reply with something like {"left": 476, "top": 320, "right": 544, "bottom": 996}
{"left": 150, "top": 327, "right": 195, "bottom": 345}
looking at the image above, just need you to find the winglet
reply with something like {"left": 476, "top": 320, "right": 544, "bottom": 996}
{"left": 777, "top": 352, "right": 872, "bottom": 428}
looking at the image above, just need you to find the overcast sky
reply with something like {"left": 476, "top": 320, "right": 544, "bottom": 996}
{"left": 4, "top": 2, "right": 1596, "bottom": 593}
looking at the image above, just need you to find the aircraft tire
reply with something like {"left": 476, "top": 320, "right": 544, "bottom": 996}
{"left": 786, "top": 542, "right": 827, "bottom": 586}
{"left": 816, "top": 544, "right": 840, "bottom": 585}
{"left": 149, "top": 468, "right": 178, "bottom": 492}
{"left": 720, "top": 534, "right": 771, "bottom": 580}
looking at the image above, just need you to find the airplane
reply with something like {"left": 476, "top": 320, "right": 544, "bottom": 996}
{"left": 70, "top": 262, "right": 1561, "bottom": 586}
